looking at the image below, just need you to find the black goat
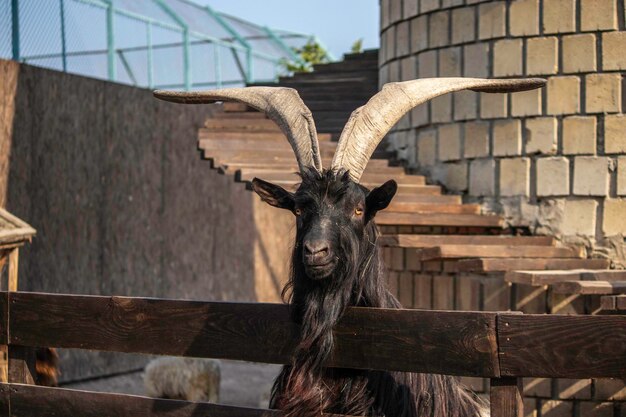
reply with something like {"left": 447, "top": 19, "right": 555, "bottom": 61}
{"left": 154, "top": 76, "right": 546, "bottom": 417}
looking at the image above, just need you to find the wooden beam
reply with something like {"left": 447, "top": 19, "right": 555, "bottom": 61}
{"left": 381, "top": 235, "right": 555, "bottom": 248}
{"left": 7, "top": 248, "right": 18, "bottom": 292}
{"left": 415, "top": 245, "right": 580, "bottom": 261}
{"left": 456, "top": 258, "right": 610, "bottom": 273}
{"left": 489, "top": 377, "right": 523, "bottom": 417}
{"left": 6, "top": 292, "right": 500, "bottom": 378}
{"left": 375, "top": 213, "right": 503, "bottom": 227}
{"left": 497, "top": 314, "right": 626, "bottom": 378}
{"left": 0, "top": 383, "right": 356, "bottom": 417}
{"left": 551, "top": 280, "right": 626, "bottom": 295}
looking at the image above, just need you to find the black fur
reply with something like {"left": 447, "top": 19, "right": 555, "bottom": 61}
{"left": 252, "top": 169, "right": 484, "bottom": 417}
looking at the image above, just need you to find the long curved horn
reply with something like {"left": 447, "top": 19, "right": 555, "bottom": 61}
{"left": 331, "top": 77, "right": 546, "bottom": 182}
{"left": 154, "top": 87, "right": 322, "bottom": 173}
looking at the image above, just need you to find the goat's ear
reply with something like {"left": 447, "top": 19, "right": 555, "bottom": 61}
{"left": 251, "top": 178, "right": 295, "bottom": 212}
{"left": 365, "top": 180, "right": 397, "bottom": 219}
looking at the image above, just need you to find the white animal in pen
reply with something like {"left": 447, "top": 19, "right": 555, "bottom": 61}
{"left": 144, "top": 357, "right": 220, "bottom": 403}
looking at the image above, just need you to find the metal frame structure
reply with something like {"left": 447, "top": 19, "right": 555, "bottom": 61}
{"left": 5, "top": 0, "right": 320, "bottom": 89}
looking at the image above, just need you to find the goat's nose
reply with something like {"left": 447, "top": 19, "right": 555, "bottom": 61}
{"left": 304, "top": 240, "right": 329, "bottom": 258}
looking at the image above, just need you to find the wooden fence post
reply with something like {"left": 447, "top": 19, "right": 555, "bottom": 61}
{"left": 5, "top": 248, "right": 35, "bottom": 384}
{"left": 490, "top": 377, "right": 523, "bottom": 417}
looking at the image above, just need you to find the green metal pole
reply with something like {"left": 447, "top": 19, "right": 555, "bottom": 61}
{"left": 246, "top": 49, "right": 253, "bottom": 84}
{"left": 59, "top": 0, "right": 67, "bottom": 71}
{"left": 11, "top": 0, "right": 20, "bottom": 61}
{"left": 147, "top": 22, "right": 153, "bottom": 88}
{"left": 106, "top": 0, "right": 116, "bottom": 80}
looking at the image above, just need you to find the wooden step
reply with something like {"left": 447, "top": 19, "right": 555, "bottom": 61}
{"left": 215, "top": 112, "right": 267, "bottom": 119}
{"left": 414, "top": 245, "right": 581, "bottom": 261}
{"left": 251, "top": 180, "right": 441, "bottom": 195}
{"left": 223, "top": 102, "right": 251, "bottom": 112}
{"left": 204, "top": 118, "right": 282, "bottom": 132}
{"left": 551, "top": 280, "right": 626, "bottom": 295}
{"left": 386, "top": 201, "right": 481, "bottom": 214}
{"left": 200, "top": 145, "right": 337, "bottom": 159}
{"left": 198, "top": 138, "right": 337, "bottom": 151}
{"left": 456, "top": 258, "right": 610, "bottom": 273}
{"left": 235, "top": 169, "right": 424, "bottom": 185}
{"left": 199, "top": 130, "right": 333, "bottom": 142}
{"left": 214, "top": 161, "right": 406, "bottom": 176}
{"left": 376, "top": 212, "right": 503, "bottom": 227}
{"left": 380, "top": 234, "right": 556, "bottom": 248}
{"left": 600, "top": 295, "right": 626, "bottom": 312}
{"left": 505, "top": 269, "right": 626, "bottom": 285}
{"left": 391, "top": 194, "right": 462, "bottom": 204}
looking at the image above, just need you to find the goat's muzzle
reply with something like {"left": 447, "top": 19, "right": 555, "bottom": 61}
{"left": 303, "top": 239, "right": 335, "bottom": 280}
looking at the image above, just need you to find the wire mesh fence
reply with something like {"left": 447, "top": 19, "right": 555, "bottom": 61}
{"left": 1, "top": 0, "right": 315, "bottom": 89}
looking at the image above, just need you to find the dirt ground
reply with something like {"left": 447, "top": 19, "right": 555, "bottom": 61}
{"left": 63, "top": 360, "right": 282, "bottom": 408}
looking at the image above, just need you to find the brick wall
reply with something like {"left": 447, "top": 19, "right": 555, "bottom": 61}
{"left": 380, "top": 0, "right": 626, "bottom": 257}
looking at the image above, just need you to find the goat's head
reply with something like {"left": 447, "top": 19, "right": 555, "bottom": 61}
{"left": 252, "top": 168, "right": 396, "bottom": 280}
{"left": 154, "top": 77, "right": 546, "bottom": 283}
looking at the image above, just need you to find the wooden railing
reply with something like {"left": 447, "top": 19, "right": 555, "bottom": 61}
{"left": 0, "top": 291, "right": 624, "bottom": 416}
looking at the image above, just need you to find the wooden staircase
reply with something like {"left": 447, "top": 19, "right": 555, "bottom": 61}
{"left": 197, "top": 50, "right": 615, "bottom": 299}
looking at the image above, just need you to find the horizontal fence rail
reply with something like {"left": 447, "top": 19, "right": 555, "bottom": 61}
{"left": 0, "top": 292, "right": 624, "bottom": 378}
{"left": 0, "top": 291, "right": 624, "bottom": 417}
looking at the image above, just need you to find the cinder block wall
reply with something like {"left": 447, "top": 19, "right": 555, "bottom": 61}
{"left": 380, "top": 0, "right": 626, "bottom": 257}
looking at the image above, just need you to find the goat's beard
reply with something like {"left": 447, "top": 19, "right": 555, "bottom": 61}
{"left": 273, "top": 224, "right": 383, "bottom": 416}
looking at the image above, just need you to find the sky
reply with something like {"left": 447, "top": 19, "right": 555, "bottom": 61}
{"left": 205, "top": 0, "right": 380, "bottom": 60}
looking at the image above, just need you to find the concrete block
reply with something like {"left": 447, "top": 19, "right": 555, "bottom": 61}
{"left": 438, "top": 47, "right": 461, "bottom": 77}
{"left": 618, "top": 157, "right": 626, "bottom": 196}
{"left": 400, "top": 56, "right": 417, "bottom": 80}
{"left": 510, "top": 0, "right": 539, "bottom": 36}
{"left": 454, "top": 91, "right": 477, "bottom": 121}
{"left": 420, "top": 0, "right": 439, "bottom": 13}
{"left": 417, "top": 129, "right": 437, "bottom": 167}
{"left": 429, "top": 11, "right": 450, "bottom": 48}
{"left": 547, "top": 76, "right": 580, "bottom": 115}
{"left": 562, "top": 116, "right": 597, "bottom": 155}
{"left": 562, "top": 34, "right": 596, "bottom": 73}
{"left": 479, "top": 2, "right": 506, "bottom": 40}
{"left": 579, "top": 402, "right": 616, "bottom": 417}
{"left": 603, "top": 199, "right": 626, "bottom": 236}
{"left": 581, "top": 0, "right": 618, "bottom": 31}
{"left": 439, "top": 162, "right": 468, "bottom": 192}
{"left": 418, "top": 50, "right": 437, "bottom": 78}
{"left": 389, "top": 0, "right": 402, "bottom": 23}
{"left": 512, "top": 88, "right": 542, "bottom": 117}
{"left": 604, "top": 115, "right": 626, "bottom": 154}
{"left": 469, "top": 158, "right": 496, "bottom": 196}
{"left": 602, "top": 31, "right": 626, "bottom": 70}
{"left": 525, "top": 117, "right": 557, "bottom": 155}
{"left": 573, "top": 157, "right": 610, "bottom": 196}
{"left": 562, "top": 199, "right": 598, "bottom": 236}
{"left": 431, "top": 95, "right": 452, "bottom": 123}
{"left": 438, "top": 124, "right": 462, "bottom": 161}
{"left": 593, "top": 378, "right": 626, "bottom": 401}
{"left": 464, "top": 43, "right": 489, "bottom": 77}
{"left": 500, "top": 158, "right": 530, "bottom": 197}
{"left": 494, "top": 39, "right": 523, "bottom": 77}
{"left": 395, "top": 21, "right": 410, "bottom": 57}
{"left": 586, "top": 74, "right": 622, "bottom": 114}
{"left": 542, "top": 0, "right": 576, "bottom": 34}
{"left": 464, "top": 121, "right": 490, "bottom": 158}
{"left": 452, "top": 7, "right": 475, "bottom": 44}
{"left": 537, "top": 157, "right": 569, "bottom": 197}
{"left": 493, "top": 119, "right": 522, "bottom": 156}
{"left": 384, "top": 26, "right": 395, "bottom": 62}
{"left": 417, "top": 51, "right": 437, "bottom": 78}
{"left": 527, "top": 37, "right": 558, "bottom": 75}
{"left": 403, "top": 0, "right": 418, "bottom": 19}
{"left": 410, "top": 16, "right": 428, "bottom": 53}
{"left": 481, "top": 93, "right": 508, "bottom": 119}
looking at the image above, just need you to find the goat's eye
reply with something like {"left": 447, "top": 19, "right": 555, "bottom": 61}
{"left": 354, "top": 207, "right": 363, "bottom": 216}
{"left": 294, "top": 208, "right": 302, "bottom": 216}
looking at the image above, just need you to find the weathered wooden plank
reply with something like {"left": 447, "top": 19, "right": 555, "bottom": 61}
{"left": 259, "top": 181, "right": 442, "bottom": 195}
{"left": 551, "top": 280, "right": 626, "bottom": 295}
{"left": 0, "top": 383, "right": 316, "bottom": 417}
{"left": 7, "top": 292, "right": 500, "bottom": 377}
{"left": 505, "top": 269, "right": 626, "bottom": 285}
{"left": 489, "top": 377, "right": 523, "bottom": 417}
{"left": 7, "top": 346, "right": 35, "bottom": 384}
{"left": 381, "top": 235, "right": 555, "bottom": 248}
{"left": 0, "top": 384, "right": 8, "bottom": 416}
{"left": 456, "top": 258, "right": 610, "bottom": 273}
{"left": 386, "top": 202, "right": 480, "bottom": 214}
{"left": 375, "top": 213, "right": 503, "bottom": 227}
{"left": 236, "top": 169, "right": 425, "bottom": 186}
{"left": 415, "top": 245, "right": 580, "bottom": 261}
{"left": 497, "top": 314, "right": 626, "bottom": 378}
{"left": 0, "top": 292, "right": 6, "bottom": 345}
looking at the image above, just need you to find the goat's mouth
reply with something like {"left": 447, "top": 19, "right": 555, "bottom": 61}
{"left": 304, "top": 259, "right": 336, "bottom": 280}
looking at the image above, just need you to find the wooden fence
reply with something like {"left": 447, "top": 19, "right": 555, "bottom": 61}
{"left": 0, "top": 291, "right": 624, "bottom": 416}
